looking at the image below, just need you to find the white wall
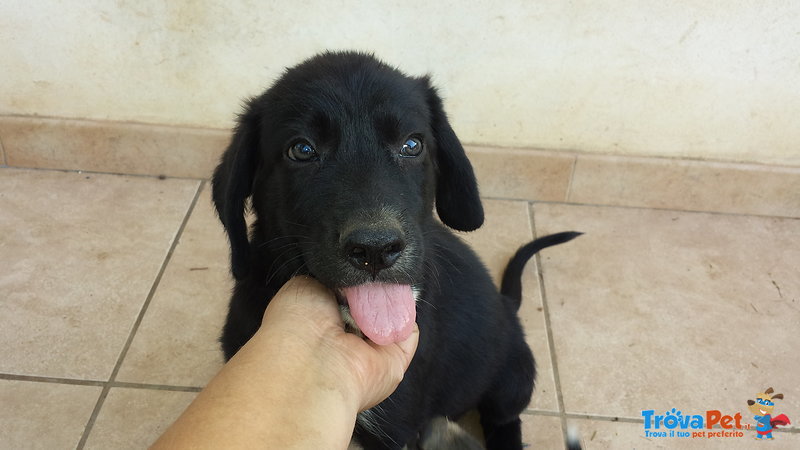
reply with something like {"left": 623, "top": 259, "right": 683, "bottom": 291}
{"left": 1, "top": 1, "right": 798, "bottom": 165}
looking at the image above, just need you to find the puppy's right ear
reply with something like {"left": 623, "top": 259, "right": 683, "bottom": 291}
{"left": 425, "top": 80, "right": 484, "bottom": 231}
{"left": 212, "top": 100, "right": 261, "bottom": 280}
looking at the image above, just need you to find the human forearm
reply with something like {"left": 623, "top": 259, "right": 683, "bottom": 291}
{"left": 152, "top": 327, "right": 358, "bottom": 449}
{"left": 152, "top": 276, "right": 417, "bottom": 449}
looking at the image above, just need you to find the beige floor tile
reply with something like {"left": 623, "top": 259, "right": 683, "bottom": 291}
{"left": 117, "top": 185, "right": 230, "bottom": 386}
{"left": 457, "top": 199, "right": 558, "bottom": 411}
{"left": 569, "top": 155, "right": 800, "bottom": 218}
{"left": 569, "top": 418, "right": 800, "bottom": 449}
{"left": 532, "top": 203, "right": 800, "bottom": 419}
{"left": 0, "top": 138, "right": 6, "bottom": 165}
{"left": 457, "top": 199, "right": 534, "bottom": 286}
{"left": 521, "top": 414, "right": 565, "bottom": 447}
{"left": 0, "top": 380, "right": 101, "bottom": 449}
{"left": 467, "top": 146, "right": 575, "bottom": 202}
{"left": 83, "top": 387, "right": 196, "bottom": 449}
{"left": 0, "top": 168, "right": 200, "bottom": 379}
{"left": 519, "top": 264, "right": 560, "bottom": 413}
{"left": 0, "top": 116, "right": 228, "bottom": 179}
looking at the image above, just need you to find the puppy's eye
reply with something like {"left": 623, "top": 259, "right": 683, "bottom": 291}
{"left": 399, "top": 137, "right": 423, "bottom": 158}
{"left": 287, "top": 141, "right": 318, "bottom": 162}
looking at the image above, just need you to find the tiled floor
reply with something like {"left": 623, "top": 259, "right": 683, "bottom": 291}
{"left": 1, "top": 155, "right": 798, "bottom": 449}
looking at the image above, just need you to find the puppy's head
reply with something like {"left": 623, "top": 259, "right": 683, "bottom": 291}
{"left": 212, "top": 51, "right": 483, "bottom": 343}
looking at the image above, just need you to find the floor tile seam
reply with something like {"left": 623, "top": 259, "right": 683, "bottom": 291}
{"left": 0, "top": 164, "right": 208, "bottom": 182}
{"left": 563, "top": 413, "right": 644, "bottom": 424}
{"left": 508, "top": 197, "right": 799, "bottom": 221}
{"left": 564, "top": 155, "right": 578, "bottom": 203}
{"left": 0, "top": 133, "right": 7, "bottom": 166}
{"left": 528, "top": 203, "right": 570, "bottom": 447}
{"left": 522, "top": 409, "right": 561, "bottom": 417}
{"left": 106, "top": 179, "right": 206, "bottom": 382}
{"left": 552, "top": 414, "right": 800, "bottom": 434}
{"left": 110, "top": 381, "right": 202, "bottom": 392}
{"left": 0, "top": 373, "right": 203, "bottom": 392}
{"left": 75, "top": 180, "right": 204, "bottom": 449}
{"left": 0, "top": 113, "right": 231, "bottom": 132}
{"left": 523, "top": 410, "right": 643, "bottom": 425}
{"left": 0, "top": 373, "right": 105, "bottom": 387}
{"left": 466, "top": 144, "right": 800, "bottom": 171}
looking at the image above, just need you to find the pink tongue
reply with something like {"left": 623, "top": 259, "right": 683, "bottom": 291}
{"left": 342, "top": 283, "right": 416, "bottom": 345}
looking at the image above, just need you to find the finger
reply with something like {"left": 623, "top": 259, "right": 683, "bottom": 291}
{"left": 357, "top": 325, "right": 420, "bottom": 410}
{"left": 279, "top": 275, "right": 330, "bottom": 302}
{"left": 395, "top": 323, "right": 420, "bottom": 363}
{"left": 368, "top": 323, "right": 419, "bottom": 362}
{"left": 264, "top": 276, "right": 341, "bottom": 325}
{"left": 369, "top": 323, "right": 420, "bottom": 377}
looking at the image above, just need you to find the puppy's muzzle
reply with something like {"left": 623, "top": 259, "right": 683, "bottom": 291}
{"left": 342, "top": 227, "right": 405, "bottom": 277}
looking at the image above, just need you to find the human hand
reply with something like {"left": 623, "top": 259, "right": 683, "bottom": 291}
{"left": 152, "top": 275, "right": 418, "bottom": 449}
{"left": 258, "top": 276, "right": 420, "bottom": 412}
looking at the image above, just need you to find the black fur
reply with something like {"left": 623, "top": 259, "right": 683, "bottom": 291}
{"left": 212, "top": 51, "right": 579, "bottom": 449}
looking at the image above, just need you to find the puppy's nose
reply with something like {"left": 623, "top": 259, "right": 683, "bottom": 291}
{"left": 343, "top": 228, "right": 405, "bottom": 275}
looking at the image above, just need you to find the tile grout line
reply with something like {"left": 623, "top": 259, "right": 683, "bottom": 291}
{"left": 0, "top": 373, "right": 105, "bottom": 387}
{"left": 111, "top": 381, "right": 202, "bottom": 393}
{"left": 76, "top": 180, "right": 205, "bottom": 449}
{"left": 0, "top": 112, "right": 232, "bottom": 132}
{"left": 562, "top": 413, "right": 642, "bottom": 424}
{"left": 0, "top": 373, "right": 202, "bottom": 392}
{"left": 523, "top": 409, "right": 644, "bottom": 424}
{"left": 482, "top": 195, "right": 800, "bottom": 221}
{"left": 0, "top": 133, "right": 7, "bottom": 166}
{"left": 564, "top": 155, "right": 578, "bottom": 203}
{"left": 526, "top": 410, "right": 800, "bottom": 434}
{"left": 1, "top": 164, "right": 208, "bottom": 182}
{"left": 527, "top": 203, "right": 570, "bottom": 449}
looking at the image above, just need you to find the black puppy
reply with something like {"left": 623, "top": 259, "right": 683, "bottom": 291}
{"left": 212, "top": 51, "right": 579, "bottom": 449}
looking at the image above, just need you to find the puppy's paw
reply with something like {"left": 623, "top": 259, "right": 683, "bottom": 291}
{"left": 418, "top": 417, "right": 484, "bottom": 450}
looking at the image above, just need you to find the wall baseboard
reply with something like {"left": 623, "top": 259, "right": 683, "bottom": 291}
{"left": 2, "top": 115, "right": 798, "bottom": 218}
{"left": 0, "top": 116, "right": 228, "bottom": 179}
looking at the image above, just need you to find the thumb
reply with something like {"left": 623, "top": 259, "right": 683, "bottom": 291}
{"left": 373, "top": 323, "right": 419, "bottom": 369}
{"left": 360, "top": 324, "right": 420, "bottom": 410}
{"left": 394, "top": 323, "right": 420, "bottom": 366}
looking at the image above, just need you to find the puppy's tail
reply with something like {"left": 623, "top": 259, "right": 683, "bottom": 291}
{"left": 500, "top": 231, "right": 583, "bottom": 309}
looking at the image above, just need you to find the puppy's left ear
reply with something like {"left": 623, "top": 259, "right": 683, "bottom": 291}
{"left": 425, "top": 80, "right": 484, "bottom": 231}
{"left": 212, "top": 99, "right": 262, "bottom": 280}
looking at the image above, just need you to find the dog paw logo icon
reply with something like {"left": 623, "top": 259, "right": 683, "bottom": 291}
{"left": 747, "top": 387, "right": 791, "bottom": 440}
